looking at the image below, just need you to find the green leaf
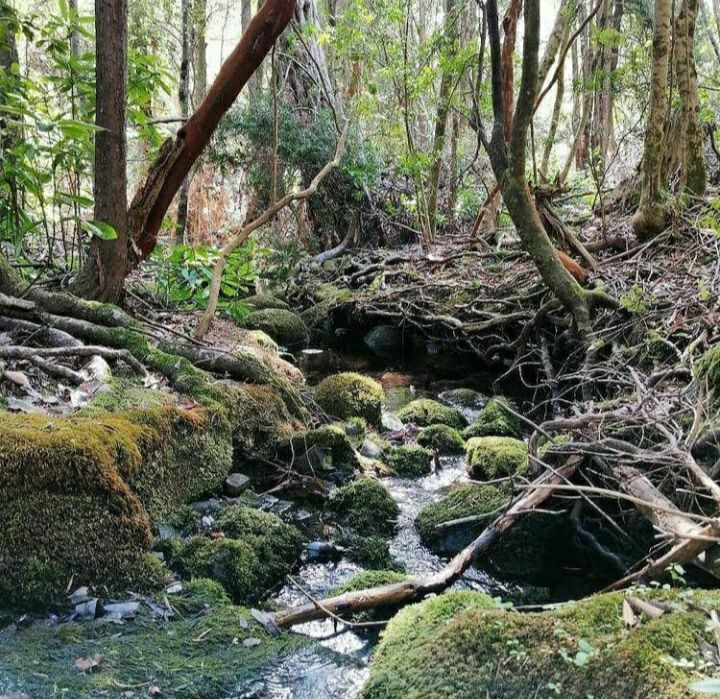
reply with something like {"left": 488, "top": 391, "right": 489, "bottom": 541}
{"left": 58, "top": 119, "right": 103, "bottom": 139}
{"left": 82, "top": 220, "right": 118, "bottom": 240}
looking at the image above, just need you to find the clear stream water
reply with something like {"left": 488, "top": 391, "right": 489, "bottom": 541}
{"left": 231, "top": 380, "right": 501, "bottom": 698}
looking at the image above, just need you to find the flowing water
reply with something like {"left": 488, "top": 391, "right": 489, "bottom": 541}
{"left": 232, "top": 371, "right": 505, "bottom": 698}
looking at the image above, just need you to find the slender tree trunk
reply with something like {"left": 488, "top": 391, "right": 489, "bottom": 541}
{"left": 0, "top": 2, "right": 20, "bottom": 233}
{"left": 540, "top": 22, "right": 570, "bottom": 177}
{"left": 175, "top": 0, "right": 192, "bottom": 245}
{"left": 484, "top": 0, "right": 593, "bottom": 334}
{"left": 632, "top": 0, "right": 672, "bottom": 239}
{"left": 427, "top": 0, "right": 457, "bottom": 239}
{"left": 192, "top": 0, "right": 208, "bottom": 107}
{"left": 72, "top": 0, "right": 128, "bottom": 302}
{"left": 537, "top": 0, "right": 577, "bottom": 89}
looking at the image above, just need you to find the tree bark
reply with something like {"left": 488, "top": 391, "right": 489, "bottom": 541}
{"left": 192, "top": 0, "right": 208, "bottom": 107}
{"left": 72, "top": 0, "right": 129, "bottom": 303}
{"left": 175, "top": 0, "right": 192, "bottom": 246}
{"left": 125, "top": 0, "right": 296, "bottom": 267}
{"left": 632, "top": 0, "right": 672, "bottom": 239}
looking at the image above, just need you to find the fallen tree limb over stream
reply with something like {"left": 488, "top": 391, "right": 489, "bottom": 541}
{"left": 273, "top": 456, "right": 580, "bottom": 629}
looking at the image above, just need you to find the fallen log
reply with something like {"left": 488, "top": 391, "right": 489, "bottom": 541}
{"left": 273, "top": 456, "right": 580, "bottom": 629}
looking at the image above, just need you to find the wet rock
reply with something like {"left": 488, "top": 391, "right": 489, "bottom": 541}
{"left": 306, "top": 541, "right": 345, "bottom": 561}
{"left": 293, "top": 509, "right": 317, "bottom": 527}
{"left": 191, "top": 498, "right": 222, "bottom": 514}
{"left": 270, "top": 500, "right": 294, "bottom": 517}
{"left": 381, "top": 410, "right": 404, "bottom": 432}
{"left": 462, "top": 397, "right": 522, "bottom": 440}
{"left": 364, "top": 325, "right": 403, "bottom": 357}
{"left": 225, "top": 473, "right": 251, "bottom": 496}
{"left": 360, "top": 437, "right": 384, "bottom": 459}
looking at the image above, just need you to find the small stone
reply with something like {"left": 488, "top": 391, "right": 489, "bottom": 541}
{"left": 201, "top": 514, "right": 215, "bottom": 529}
{"left": 360, "top": 437, "right": 383, "bottom": 459}
{"left": 75, "top": 599, "right": 98, "bottom": 620}
{"left": 294, "top": 509, "right": 317, "bottom": 526}
{"left": 69, "top": 586, "right": 91, "bottom": 605}
{"left": 306, "top": 541, "right": 344, "bottom": 561}
{"left": 243, "top": 637, "right": 262, "bottom": 648}
{"left": 270, "top": 499, "right": 293, "bottom": 517}
{"left": 259, "top": 494, "right": 279, "bottom": 511}
{"left": 381, "top": 411, "right": 404, "bottom": 432}
{"left": 103, "top": 601, "right": 140, "bottom": 620}
{"left": 225, "top": 473, "right": 251, "bottom": 496}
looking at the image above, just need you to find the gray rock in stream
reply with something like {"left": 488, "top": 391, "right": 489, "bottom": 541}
{"left": 225, "top": 473, "right": 251, "bottom": 496}
{"left": 364, "top": 325, "right": 403, "bottom": 357}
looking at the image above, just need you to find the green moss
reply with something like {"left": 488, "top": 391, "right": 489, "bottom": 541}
{"left": 315, "top": 372, "right": 385, "bottom": 424}
{"left": 285, "top": 424, "right": 362, "bottom": 474}
{"left": 177, "top": 510, "right": 302, "bottom": 603}
{"left": 462, "top": 397, "right": 523, "bottom": 439}
{"left": 327, "top": 477, "right": 399, "bottom": 538}
{"left": 241, "top": 308, "right": 308, "bottom": 346}
{"left": 385, "top": 444, "right": 433, "bottom": 477}
{"left": 416, "top": 425, "right": 465, "bottom": 454}
{"left": 362, "top": 590, "right": 720, "bottom": 699}
{"left": 215, "top": 506, "right": 304, "bottom": 588}
{"left": 416, "top": 484, "right": 510, "bottom": 551}
{"left": 396, "top": 399, "right": 465, "bottom": 429}
{"left": 699, "top": 344, "right": 720, "bottom": 402}
{"left": 0, "top": 602, "right": 304, "bottom": 698}
{"left": 242, "top": 293, "right": 289, "bottom": 310}
{"left": 439, "top": 388, "right": 485, "bottom": 408}
{"left": 339, "top": 534, "right": 405, "bottom": 571}
{"left": 172, "top": 577, "right": 231, "bottom": 615}
{"left": 465, "top": 436, "right": 528, "bottom": 480}
{"left": 0, "top": 406, "right": 231, "bottom": 608}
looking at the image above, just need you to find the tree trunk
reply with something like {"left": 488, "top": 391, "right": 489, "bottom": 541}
{"left": 125, "top": 0, "right": 296, "bottom": 267}
{"left": 537, "top": 0, "right": 577, "bottom": 89}
{"left": 0, "top": 2, "right": 20, "bottom": 233}
{"left": 192, "top": 0, "right": 208, "bottom": 107}
{"left": 72, "top": 0, "right": 128, "bottom": 302}
{"left": 483, "top": 0, "right": 593, "bottom": 335}
{"left": 175, "top": 0, "right": 192, "bottom": 246}
{"left": 426, "top": 0, "right": 457, "bottom": 239}
{"left": 540, "top": 21, "right": 570, "bottom": 177}
{"left": 632, "top": 0, "right": 672, "bottom": 239}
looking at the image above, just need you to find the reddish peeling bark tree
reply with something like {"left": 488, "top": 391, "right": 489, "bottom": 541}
{"left": 126, "top": 0, "right": 296, "bottom": 267}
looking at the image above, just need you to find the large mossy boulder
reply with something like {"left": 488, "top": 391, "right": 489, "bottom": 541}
{"left": 465, "top": 436, "right": 528, "bottom": 480}
{"left": 177, "top": 509, "right": 302, "bottom": 603}
{"left": 284, "top": 424, "right": 363, "bottom": 477}
{"left": 362, "top": 589, "right": 720, "bottom": 699}
{"left": 0, "top": 406, "right": 232, "bottom": 607}
{"left": 415, "top": 484, "right": 510, "bottom": 553}
{"left": 385, "top": 444, "right": 433, "bottom": 478}
{"left": 241, "top": 308, "right": 308, "bottom": 347}
{"left": 327, "top": 477, "right": 399, "bottom": 538}
{"left": 315, "top": 372, "right": 385, "bottom": 424}
{"left": 462, "top": 397, "right": 522, "bottom": 439}
{"left": 416, "top": 424, "right": 465, "bottom": 454}
{"left": 396, "top": 399, "right": 465, "bottom": 429}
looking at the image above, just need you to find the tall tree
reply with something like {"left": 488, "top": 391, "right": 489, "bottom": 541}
{"left": 73, "top": 0, "right": 128, "bottom": 302}
{"left": 192, "top": 0, "right": 208, "bottom": 106}
{"left": 481, "top": 0, "right": 599, "bottom": 335}
{"left": 175, "top": 0, "right": 192, "bottom": 245}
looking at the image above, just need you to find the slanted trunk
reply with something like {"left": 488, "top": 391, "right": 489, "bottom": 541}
{"left": 72, "top": 0, "right": 128, "bottom": 302}
{"left": 126, "top": 0, "right": 296, "bottom": 267}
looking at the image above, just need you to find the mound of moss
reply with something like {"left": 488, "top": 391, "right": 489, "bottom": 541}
{"left": 396, "top": 399, "right": 465, "bottom": 429}
{"left": 339, "top": 534, "right": 405, "bottom": 571}
{"left": 462, "top": 397, "right": 522, "bottom": 439}
{"left": 216, "top": 506, "right": 304, "bottom": 585}
{"left": 438, "top": 388, "right": 486, "bottom": 409}
{"left": 327, "top": 477, "right": 399, "bottom": 538}
{"left": 416, "top": 424, "right": 465, "bottom": 454}
{"left": 385, "top": 444, "right": 433, "bottom": 478}
{"left": 466, "top": 436, "right": 528, "bottom": 480}
{"left": 415, "top": 484, "right": 510, "bottom": 552}
{"left": 0, "top": 405, "right": 232, "bottom": 607}
{"left": 314, "top": 372, "right": 385, "bottom": 424}
{"left": 241, "top": 308, "right": 308, "bottom": 347}
{"left": 177, "top": 509, "right": 302, "bottom": 603}
{"left": 0, "top": 600, "right": 304, "bottom": 698}
{"left": 362, "top": 589, "right": 720, "bottom": 698}
{"left": 284, "top": 424, "right": 363, "bottom": 475}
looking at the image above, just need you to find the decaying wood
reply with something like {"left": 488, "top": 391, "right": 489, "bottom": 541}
{"left": 273, "top": 457, "right": 579, "bottom": 629}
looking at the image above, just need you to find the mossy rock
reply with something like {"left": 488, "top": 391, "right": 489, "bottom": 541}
{"left": 0, "top": 406, "right": 232, "bottom": 608}
{"left": 215, "top": 506, "right": 304, "bottom": 587}
{"left": 339, "top": 534, "right": 405, "bottom": 571}
{"left": 241, "top": 293, "right": 289, "bottom": 310}
{"left": 396, "top": 399, "right": 465, "bottom": 429}
{"left": 416, "top": 424, "right": 465, "bottom": 454}
{"left": 172, "top": 577, "right": 231, "bottom": 615}
{"left": 0, "top": 600, "right": 304, "bottom": 698}
{"left": 465, "top": 436, "right": 528, "bottom": 480}
{"left": 241, "top": 308, "right": 308, "bottom": 347}
{"left": 327, "top": 477, "right": 399, "bottom": 538}
{"left": 385, "top": 444, "right": 433, "bottom": 478}
{"left": 362, "top": 589, "right": 720, "bottom": 698}
{"left": 315, "top": 372, "right": 385, "bottom": 424}
{"left": 416, "top": 484, "right": 511, "bottom": 552}
{"left": 462, "top": 397, "right": 522, "bottom": 439}
{"left": 438, "top": 388, "right": 486, "bottom": 410}
{"left": 283, "top": 424, "right": 362, "bottom": 476}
